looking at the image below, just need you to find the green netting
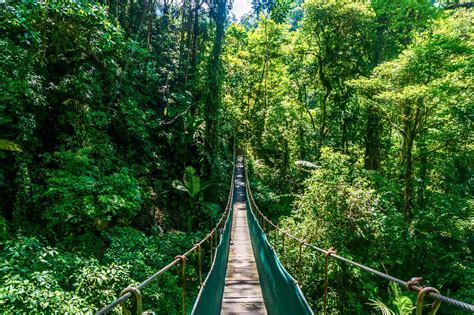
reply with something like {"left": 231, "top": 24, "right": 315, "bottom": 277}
{"left": 192, "top": 153, "right": 312, "bottom": 315}
{"left": 246, "top": 198, "right": 314, "bottom": 315}
{"left": 191, "top": 205, "right": 233, "bottom": 315}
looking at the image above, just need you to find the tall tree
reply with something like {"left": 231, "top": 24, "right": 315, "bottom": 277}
{"left": 364, "top": 0, "right": 436, "bottom": 170}
{"left": 302, "top": 0, "right": 375, "bottom": 155}
{"left": 351, "top": 9, "right": 473, "bottom": 221}
{"left": 204, "top": 0, "right": 229, "bottom": 176}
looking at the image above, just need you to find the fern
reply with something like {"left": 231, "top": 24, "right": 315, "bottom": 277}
{"left": 368, "top": 299, "right": 395, "bottom": 315}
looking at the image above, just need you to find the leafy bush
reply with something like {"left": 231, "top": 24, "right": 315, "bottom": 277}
{"left": 275, "top": 148, "right": 399, "bottom": 311}
{"left": 0, "top": 231, "right": 202, "bottom": 313}
{"left": 103, "top": 227, "right": 202, "bottom": 312}
{"left": 43, "top": 149, "right": 142, "bottom": 236}
{"left": 74, "top": 259, "right": 133, "bottom": 309}
{"left": 0, "top": 237, "right": 91, "bottom": 313}
{"left": 287, "top": 148, "right": 396, "bottom": 248}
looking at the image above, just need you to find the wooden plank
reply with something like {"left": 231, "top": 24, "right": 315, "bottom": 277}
{"left": 221, "top": 156, "right": 267, "bottom": 315}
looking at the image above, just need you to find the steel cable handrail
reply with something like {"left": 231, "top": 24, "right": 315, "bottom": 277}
{"left": 243, "top": 156, "right": 474, "bottom": 313}
{"left": 96, "top": 150, "right": 236, "bottom": 315}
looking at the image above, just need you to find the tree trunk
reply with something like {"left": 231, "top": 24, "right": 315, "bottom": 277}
{"left": 184, "top": 1, "right": 194, "bottom": 86}
{"left": 204, "top": 0, "right": 227, "bottom": 176}
{"left": 403, "top": 135, "right": 414, "bottom": 222}
{"left": 318, "top": 87, "right": 330, "bottom": 154}
{"left": 317, "top": 54, "right": 330, "bottom": 156}
{"left": 178, "top": 0, "right": 189, "bottom": 84}
{"left": 190, "top": 1, "right": 201, "bottom": 79}
{"left": 416, "top": 139, "right": 428, "bottom": 212}
{"left": 147, "top": 1, "right": 155, "bottom": 52}
{"left": 364, "top": 105, "right": 381, "bottom": 170}
{"left": 401, "top": 104, "right": 415, "bottom": 222}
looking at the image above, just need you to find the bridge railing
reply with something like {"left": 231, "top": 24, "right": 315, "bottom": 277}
{"left": 243, "top": 155, "right": 474, "bottom": 315}
{"left": 96, "top": 153, "right": 236, "bottom": 315}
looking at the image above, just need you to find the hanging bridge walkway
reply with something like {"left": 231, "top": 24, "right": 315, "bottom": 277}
{"left": 221, "top": 156, "right": 266, "bottom": 314}
{"left": 96, "top": 153, "right": 474, "bottom": 315}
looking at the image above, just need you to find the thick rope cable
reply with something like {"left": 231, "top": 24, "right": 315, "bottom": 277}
{"left": 244, "top": 157, "right": 474, "bottom": 313}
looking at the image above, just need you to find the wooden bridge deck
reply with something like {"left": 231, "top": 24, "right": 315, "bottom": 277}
{"left": 221, "top": 156, "right": 267, "bottom": 315}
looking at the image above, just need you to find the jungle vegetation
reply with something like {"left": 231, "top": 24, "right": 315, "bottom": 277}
{"left": 0, "top": 0, "right": 472, "bottom": 313}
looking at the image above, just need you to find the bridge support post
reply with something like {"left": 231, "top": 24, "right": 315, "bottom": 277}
{"left": 416, "top": 286, "right": 441, "bottom": 315}
{"left": 174, "top": 255, "right": 187, "bottom": 315}
{"left": 210, "top": 230, "right": 214, "bottom": 262}
{"left": 119, "top": 286, "right": 142, "bottom": 315}
{"left": 297, "top": 242, "right": 303, "bottom": 280}
{"left": 213, "top": 230, "right": 218, "bottom": 258}
{"left": 282, "top": 233, "right": 285, "bottom": 257}
{"left": 324, "top": 247, "right": 336, "bottom": 315}
{"left": 194, "top": 244, "right": 203, "bottom": 286}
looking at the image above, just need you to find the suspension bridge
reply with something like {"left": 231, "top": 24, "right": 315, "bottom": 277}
{"left": 96, "top": 153, "right": 474, "bottom": 315}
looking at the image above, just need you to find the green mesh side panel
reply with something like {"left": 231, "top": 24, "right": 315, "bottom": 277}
{"left": 191, "top": 205, "right": 233, "bottom": 315}
{"left": 246, "top": 199, "right": 314, "bottom": 315}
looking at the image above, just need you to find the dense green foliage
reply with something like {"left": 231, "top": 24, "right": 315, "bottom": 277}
{"left": 1, "top": 0, "right": 472, "bottom": 313}
{"left": 1, "top": 230, "right": 200, "bottom": 313}
{"left": 1, "top": 0, "right": 231, "bottom": 312}
{"left": 224, "top": 1, "right": 473, "bottom": 314}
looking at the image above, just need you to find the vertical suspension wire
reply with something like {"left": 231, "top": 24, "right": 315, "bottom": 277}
{"left": 194, "top": 244, "right": 203, "bottom": 287}
{"left": 323, "top": 248, "right": 336, "bottom": 315}
{"left": 209, "top": 230, "right": 214, "bottom": 262}
{"left": 297, "top": 242, "right": 303, "bottom": 280}
{"left": 174, "top": 255, "right": 187, "bottom": 315}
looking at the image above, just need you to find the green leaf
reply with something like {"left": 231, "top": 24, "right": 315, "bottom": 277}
{"left": 172, "top": 180, "right": 189, "bottom": 194}
{"left": 204, "top": 202, "right": 221, "bottom": 218}
{"left": 368, "top": 299, "right": 395, "bottom": 315}
{"left": 0, "top": 139, "right": 22, "bottom": 152}
{"left": 394, "top": 296, "right": 413, "bottom": 315}
{"left": 183, "top": 166, "right": 201, "bottom": 198}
